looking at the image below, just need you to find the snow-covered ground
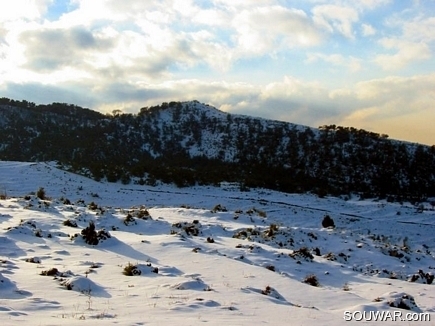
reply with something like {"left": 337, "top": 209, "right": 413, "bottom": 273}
{"left": 0, "top": 161, "right": 434, "bottom": 325}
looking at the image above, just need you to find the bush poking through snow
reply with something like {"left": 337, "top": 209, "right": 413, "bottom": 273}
{"left": 254, "top": 208, "right": 267, "bottom": 218}
{"left": 388, "top": 293, "right": 420, "bottom": 311}
{"left": 36, "top": 187, "right": 46, "bottom": 200}
{"left": 322, "top": 214, "right": 335, "bottom": 228}
{"left": 261, "top": 285, "right": 273, "bottom": 295}
{"left": 265, "top": 265, "right": 275, "bottom": 272}
{"left": 408, "top": 270, "right": 434, "bottom": 284}
{"left": 135, "top": 207, "right": 151, "bottom": 219}
{"left": 124, "top": 213, "right": 136, "bottom": 226}
{"left": 171, "top": 221, "right": 202, "bottom": 236}
{"left": 211, "top": 204, "right": 227, "bottom": 213}
{"left": 265, "top": 224, "right": 279, "bottom": 237}
{"left": 88, "top": 201, "right": 99, "bottom": 211}
{"left": 40, "top": 268, "right": 59, "bottom": 276}
{"left": 123, "top": 263, "right": 141, "bottom": 276}
{"left": 63, "top": 219, "right": 77, "bottom": 227}
{"left": 303, "top": 274, "right": 320, "bottom": 287}
{"left": 81, "top": 221, "right": 111, "bottom": 245}
{"left": 81, "top": 221, "right": 99, "bottom": 245}
{"left": 25, "top": 257, "right": 41, "bottom": 264}
{"left": 290, "top": 247, "right": 314, "bottom": 261}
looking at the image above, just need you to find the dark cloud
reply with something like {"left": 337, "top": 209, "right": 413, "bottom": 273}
{"left": 19, "top": 27, "right": 114, "bottom": 71}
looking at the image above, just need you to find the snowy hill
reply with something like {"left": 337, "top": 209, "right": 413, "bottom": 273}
{"left": 1, "top": 98, "right": 434, "bottom": 200}
{"left": 0, "top": 161, "right": 434, "bottom": 325}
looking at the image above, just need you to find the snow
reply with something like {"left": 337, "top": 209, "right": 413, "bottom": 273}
{"left": 0, "top": 161, "right": 434, "bottom": 325}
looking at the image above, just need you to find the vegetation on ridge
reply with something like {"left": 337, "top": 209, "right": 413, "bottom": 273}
{"left": 0, "top": 97, "right": 434, "bottom": 201}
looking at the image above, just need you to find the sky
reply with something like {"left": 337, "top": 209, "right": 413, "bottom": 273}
{"left": 0, "top": 0, "right": 434, "bottom": 145}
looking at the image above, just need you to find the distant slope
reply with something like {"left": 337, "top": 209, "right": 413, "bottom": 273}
{"left": 0, "top": 161, "right": 434, "bottom": 325}
{"left": 0, "top": 98, "right": 434, "bottom": 200}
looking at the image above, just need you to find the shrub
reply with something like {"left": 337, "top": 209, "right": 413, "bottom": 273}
{"left": 261, "top": 285, "right": 272, "bottom": 295}
{"left": 265, "top": 265, "right": 275, "bottom": 272}
{"left": 211, "top": 204, "right": 227, "bottom": 213}
{"left": 254, "top": 208, "right": 267, "bottom": 218}
{"left": 124, "top": 213, "right": 135, "bottom": 226}
{"left": 123, "top": 262, "right": 141, "bottom": 276}
{"left": 36, "top": 187, "right": 46, "bottom": 200}
{"left": 265, "top": 224, "right": 278, "bottom": 237}
{"left": 303, "top": 274, "right": 319, "bottom": 287}
{"left": 88, "top": 201, "right": 98, "bottom": 211}
{"left": 80, "top": 221, "right": 110, "bottom": 245}
{"left": 136, "top": 207, "right": 150, "bottom": 219}
{"left": 25, "top": 257, "right": 41, "bottom": 264}
{"left": 290, "top": 247, "right": 314, "bottom": 260}
{"left": 63, "top": 219, "right": 77, "bottom": 227}
{"left": 81, "top": 221, "right": 98, "bottom": 245}
{"left": 322, "top": 215, "right": 335, "bottom": 228}
{"left": 40, "top": 268, "right": 59, "bottom": 276}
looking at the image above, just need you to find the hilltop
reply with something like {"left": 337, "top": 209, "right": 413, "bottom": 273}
{"left": 1, "top": 97, "right": 434, "bottom": 200}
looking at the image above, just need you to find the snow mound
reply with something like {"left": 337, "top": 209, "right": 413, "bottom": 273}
{"left": 60, "top": 276, "right": 111, "bottom": 298}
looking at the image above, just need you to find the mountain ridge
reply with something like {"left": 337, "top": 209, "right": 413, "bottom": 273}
{"left": 1, "top": 97, "right": 434, "bottom": 200}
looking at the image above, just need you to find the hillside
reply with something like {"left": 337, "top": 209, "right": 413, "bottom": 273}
{"left": 0, "top": 161, "right": 434, "bottom": 324}
{"left": 1, "top": 97, "right": 434, "bottom": 200}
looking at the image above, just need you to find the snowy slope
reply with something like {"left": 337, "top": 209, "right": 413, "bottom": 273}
{"left": 0, "top": 161, "right": 434, "bottom": 325}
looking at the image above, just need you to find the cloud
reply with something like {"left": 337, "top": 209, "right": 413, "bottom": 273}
{"left": 353, "top": 0, "right": 391, "bottom": 10}
{"left": 402, "top": 16, "right": 435, "bottom": 42}
{"left": 361, "top": 23, "right": 376, "bottom": 36}
{"left": 305, "top": 53, "right": 362, "bottom": 72}
{"left": 312, "top": 4, "right": 359, "bottom": 38}
{"left": 307, "top": 0, "right": 391, "bottom": 11}
{"left": 233, "top": 6, "right": 323, "bottom": 54}
{"left": 1, "top": 0, "right": 434, "bottom": 145}
{"left": 19, "top": 26, "right": 115, "bottom": 71}
{"left": 63, "top": 2, "right": 323, "bottom": 67}
{"left": 330, "top": 74, "right": 435, "bottom": 144}
{"left": 0, "top": 0, "right": 52, "bottom": 22}
{"left": 374, "top": 38, "right": 431, "bottom": 70}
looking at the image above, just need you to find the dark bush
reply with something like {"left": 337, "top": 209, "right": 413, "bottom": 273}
{"left": 322, "top": 215, "right": 335, "bottom": 228}
{"left": 40, "top": 268, "right": 59, "bottom": 276}
{"left": 81, "top": 221, "right": 99, "bottom": 245}
{"left": 123, "top": 262, "right": 141, "bottom": 276}
{"left": 303, "top": 274, "right": 320, "bottom": 287}
{"left": 63, "top": 219, "right": 77, "bottom": 227}
{"left": 36, "top": 187, "right": 46, "bottom": 200}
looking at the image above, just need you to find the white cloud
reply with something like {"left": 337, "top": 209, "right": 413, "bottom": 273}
{"left": 306, "top": 53, "right": 362, "bottom": 72}
{"left": 308, "top": 0, "right": 391, "bottom": 11}
{"left": 402, "top": 16, "right": 435, "bottom": 42}
{"left": 233, "top": 5, "right": 323, "bottom": 56}
{"left": 361, "top": 23, "right": 376, "bottom": 36}
{"left": 353, "top": 0, "right": 391, "bottom": 10}
{"left": 375, "top": 38, "right": 431, "bottom": 70}
{"left": 0, "top": 0, "right": 52, "bottom": 22}
{"left": 312, "top": 4, "right": 359, "bottom": 39}
{"left": 1, "top": 0, "right": 435, "bottom": 145}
